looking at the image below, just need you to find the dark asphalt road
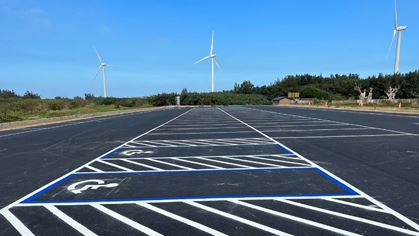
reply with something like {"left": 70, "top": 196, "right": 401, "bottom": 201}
{"left": 0, "top": 108, "right": 189, "bottom": 209}
{"left": 1, "top": 106, "right": 418, "bottom": 235}
{"left": 251, "top": 105, "right": 419, "bottom": 224}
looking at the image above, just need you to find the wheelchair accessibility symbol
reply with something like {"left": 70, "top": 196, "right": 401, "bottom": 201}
{"left": 67, "top": 179, "right": 119, "bottom": 194}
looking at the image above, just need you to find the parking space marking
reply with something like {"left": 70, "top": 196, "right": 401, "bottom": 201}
{"left": 124, "top": 137, "right": 274, "bottom": 148}
{"left": 230, "top": 200, "right": 361, "bottom": 236}
{"left": 278, "top": 199, "right": 419, "bottom": 235}
{"left": 246, "top": 107, "right": 417, "bottom": 135}
{"left": 272, "top": 133, "right": 415, "bottom": 139}
{"left": 44, "top": 205, "right": 98, "bottom": 236}
{"left": 185, "top": 201, "right": 294, "bottom": 236}
{"left": 1, "top": 209, "right": 35, "bottom": 236}
{"left": 3, "top": 106, "right": 419, "bottom": 235}
{"left": 147, "top": 158, "right": 193, "bottom": 170}
{"left": 172, "top": 158, "right": 224, "bottom": 169}
{"left": 321, "top": 198, "right": 389, "bottom": 213}
{"left": 137, "top": 202, "right": 229, "bottom": 236}
{"left": 122, "top": 159, "right": 164, "bottom": 171}
{"left": 0, "top": 108, "right": 194, "bottom": 212}
{"left": 96, "top": 160, "right": 134, "bottom": 171}
{"left": 90, "top": 203, "right": 164, "bottom": 236}
{"left": 147, "top": 130, "right": 256, "bottom": 135}
{"left": 220, "top": 107, "right": 419, "bottom": 232}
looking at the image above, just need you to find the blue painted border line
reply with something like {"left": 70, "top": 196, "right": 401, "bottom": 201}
{"left": 99, "top": 148, "right": 119, "bottom": 159}
{"left": 24, "top": 193, "right": 359, "bottom": 204}
{"left": 21, "top": 174, "right": 74, "bottom": 204}
{"left": 314, "top": 168, "right": 359, "bottom": 196}
{"left": 275, "top": 143, "right": 294, "bottom": 154}
{"left": 21, "top": 167, "right": 359, "bottom": 204}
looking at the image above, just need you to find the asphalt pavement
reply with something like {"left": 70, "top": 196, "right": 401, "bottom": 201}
{"left": 0, "top": 106, "right": 418, "bottom": 235}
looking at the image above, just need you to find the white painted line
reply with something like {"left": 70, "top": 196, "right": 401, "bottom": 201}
{"left": 246, "top": 121, "right": 339, "bottom": 125}
{"left": 272, "top": 134, "right": 413, "bottom": 139}
{"left": 121, "top": 159, "right": 163, "bottom": 171}
{"left": 127, "top": 141, "right": 157, "bottom": 147}
{"left": 97, "top": 160, "right": 134, "bottom": 172}
{"left": 321, "top": 198, "right": 388, "bottom": 214}
{"left": 1, "top": 210, "right": 35, "bottom": 236}
{"left": 147, "top": 131, "right": 255, "bottom": 135}
{"left": 225, "top": 107, "right": 419, "bottom": 232}
{"left": 15, "top": 195, "right": 364, "bottom": 207}
{"left": 222, "top": 139, "right": 270, "bottom": 145}
{"left": 173, "top": 140, "right": 208, "bottom": 146}
{"left": 245, "top": 156, "right": 310, "bottom": 166}
{"left": 0, "top": 111, "right": 157, "bottom": 139}
{"left": 164, "top": 123, "right": 242, "bottom": 127}
{"left": 84, "top": 165, "right": 104, "bottom": 173}
{"left": 197, "top": 157, "right": 253, "bottom": 168}
{"left": 271, "top": 154, "right": 302, "bottom": 159}
{"left": 104, "top": 154, "right": 297, "bottom": 161}
{"left": 147, "top": 158, "right": 193, "bottom": 170}
{"left": 185, "top": 201, "right": 293, "bottom": 236}
{"left": 91, "top": 204, "right": 163, "bottom": 236}
{"left": 157, "top": 126, "right": 246, "bottom": 131}
{"left": 278, "top": 199, "right": 419, "bottom": 235}
{"left": 122, "top": 142, "right": 273, "bottom": 148}
{"left": 262, "top": 127, "right": 370, "bottom": 133}
{"left": 154, "top": 140, "right": 193, "bottom": 146}
{"left": 140, "top": 140, "right": 177, "bottom": 147}
{"left": 137, "top": 203, "right": 228, "bottom": 236}
{"left": 0, "top": 108, "right": 194, "bottom": 213}
{"left": 171, "top": 158, "right": 224, "bottom": 169}
{"left": 231, "top": 200, "right": 361, "bottom": 236}
{"left": 218, "top": 156, "right": 284, "bottom": 167}
{"left": 59, "top": 166, "right": 312, "bottom": 175}
{"left": 247, "top": 107, "right": 416, "bottom": 135}
{"left": 44, "top": 205, "right": 97, "bottom": 236}
{"left": 253, "top": 123, "right": 348, "bottom": 128}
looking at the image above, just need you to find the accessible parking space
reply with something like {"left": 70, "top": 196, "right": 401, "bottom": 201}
{"left": 1, "top": 107, "right": 419, "bottom": 235}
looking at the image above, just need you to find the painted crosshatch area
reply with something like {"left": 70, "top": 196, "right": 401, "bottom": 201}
{"left": 1, "top": 107, "right": 419, "bottom": 235}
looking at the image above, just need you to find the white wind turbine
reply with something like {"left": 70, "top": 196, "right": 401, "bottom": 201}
{"left": 195, "top": 31, "right": 221, "bottom": 93}
{"left": 94, "top": 48, "right": 109, "bottom": 97}
{"left": 389, "top": 0, "right": 408, "bottom": 74}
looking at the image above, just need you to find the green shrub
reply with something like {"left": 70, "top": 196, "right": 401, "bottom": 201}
{"left": 22, "top": 91, "right": 41, "bottom": 99}
{"left": 47, "top": 100, "right": 66, "bottom": 110}
{"left": 68, "top": 98, "right": 89, "bottom": 109}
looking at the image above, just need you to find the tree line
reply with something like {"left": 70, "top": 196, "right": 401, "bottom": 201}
{"left": 233, "top": 70, "right": 419, "bottom": 100}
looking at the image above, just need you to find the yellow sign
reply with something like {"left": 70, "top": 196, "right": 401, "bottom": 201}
{"left": 288, "top": 92, "right": 300, "bottom": 98}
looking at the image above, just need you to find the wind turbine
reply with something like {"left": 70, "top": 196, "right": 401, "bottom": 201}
{"left": 94, "top": 48, "right": 109, "bottom": 97}
{"left": 195, "top": 31, "right": 221, "bottom": 93}
{"left": 389, "top": 0, "right": 408, "bottom": 74}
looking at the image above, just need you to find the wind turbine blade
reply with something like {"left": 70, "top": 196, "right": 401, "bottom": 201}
{"left": 194, "top": 55, "right": 211, "bottom": 64}
{"left": 215, "top": 59, "right": 222, "bottom": 71}
{"left": 386, "top": 30, "right": 397, "bottom": 59}
{"left": 210, "top": 31, "right": 214, "bottom": 54}
{"left": 394, "top": 0, "right": 398, "bottom": 27}
{"left": 94, "top": 47, "right": 103, "bottom": 63}
{"left": 94, "top": 66, "right": 101, "bottom": 78}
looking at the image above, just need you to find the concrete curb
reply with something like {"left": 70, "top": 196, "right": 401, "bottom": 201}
{"left": 0, "top": 106, "right": 175, "bottom": 132}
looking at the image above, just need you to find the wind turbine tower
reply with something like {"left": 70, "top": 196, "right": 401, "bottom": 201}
{"left": 390, "top": 0, "right": 408, "bottom": 74}
{"left": 195, "top": 32, "right": 221, "bottom": 92}
{"left": 94, "top": 48, "right": 109, "bottom": 97}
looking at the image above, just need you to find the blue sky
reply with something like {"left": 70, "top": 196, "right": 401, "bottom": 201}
{"left": 0, "top": 0, "right": 418, "bottom": 98}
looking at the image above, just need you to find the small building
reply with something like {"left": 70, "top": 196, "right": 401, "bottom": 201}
{"left": 295, "top": 98, "right": 314, "bottom": 105}
{"left": 272, "top": 96, "right": 293, "bottom": 105}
